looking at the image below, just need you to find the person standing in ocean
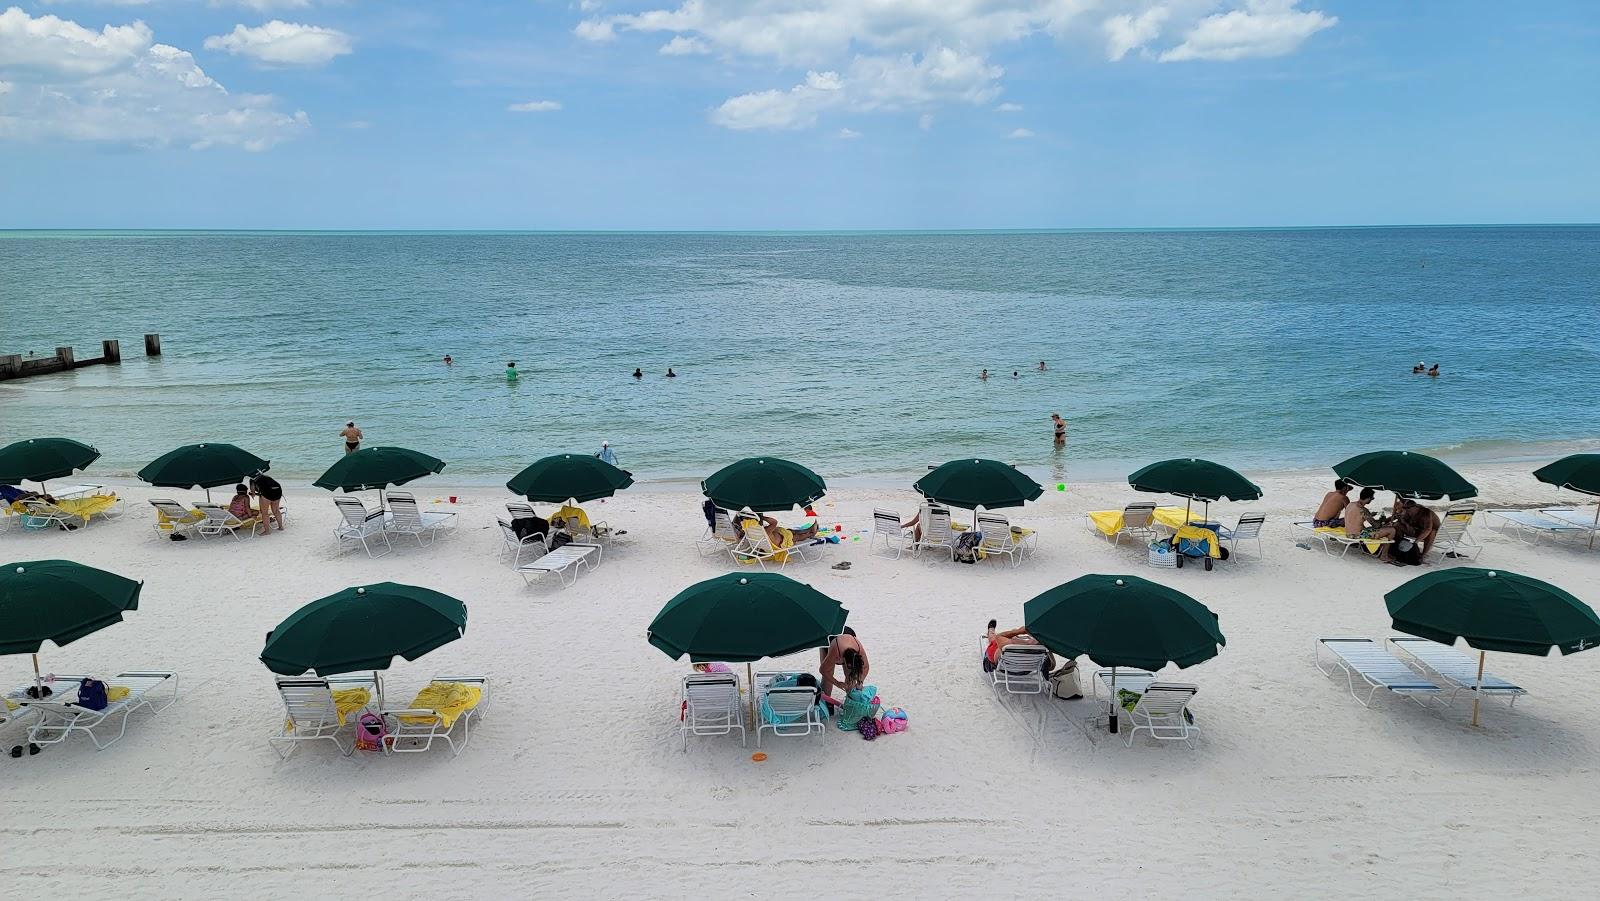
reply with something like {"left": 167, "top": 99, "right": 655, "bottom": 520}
{"left": 1051, "top": 413, "right": 1066, "bottom": 445}
{"left": 980, "top": 369, "right": 989, "bottom": 380}
{"left": 632, "top": 368, "right": 642, "bottom": 379}
{"left": 340, "top": 421, "right": 362, "bottom": 454}
{"left": 443, "top": 355, "right": 452, "bottom": 366}
{"left": 597, "top": 441, "right": 618, "bottom": 466}
{"left": 506, "top": 361, "right": 518, "bottom": 381}
{"left": 1037, "top": 361, "right": 1047, "bottom": 371}
{"left": 666, "top": 368, "right": 677, "bottom": 378}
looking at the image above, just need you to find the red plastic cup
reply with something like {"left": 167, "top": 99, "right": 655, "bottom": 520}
{"left": 449, "top": 496, "right": 458, "bottom": 504}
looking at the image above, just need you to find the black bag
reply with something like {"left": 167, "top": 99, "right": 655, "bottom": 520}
{"left": 76, "top": 678, "right": 109, "bottom": 711}
{"left": 548, "top": 531, "right": 573, "bottom": 551}
{"left": 953, "top": 531, "right": 982, "bottom": 564}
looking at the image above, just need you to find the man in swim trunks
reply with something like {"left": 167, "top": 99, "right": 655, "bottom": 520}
{"left": 984, "top": 620, "right": 1055, "bottom": 673}
{"left": 1345, "top": 488, "right": 1399, "bottom": 558}
{"left": 1313, "top": 479, "right": 1351, "bottom": 527}
{"left": 340, "top": 422, "right": 362, "bottom": 454}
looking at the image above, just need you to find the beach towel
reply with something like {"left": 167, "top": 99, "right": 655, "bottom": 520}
{"left": 1086, "top": 510, "right": 1124, "bottom": 536}
{"left": 284, "top": 687, "right": 372, "bottom": 732}
{"left": 54, "top": 495, "right": 117, "bottom": 521}
{"left": 399, "top": 681, "right": 483, "bottom": 729}
{"left": 552, "top": 504, "right": 591, "bottom": 531}
{"left": 834, "top": 685, "right": 879, "bottom": 731}
{"left": 1172, "top": 524, "right": 1221, "bottom": 559}
{"left": 156, "top": 507, "right": 205, "bottom": 526}
{"left": 1315, "top": 525, "right": 1382, "bottom": 555}
{"left": 106, "top": 685, "right": 130, "bottom": 702}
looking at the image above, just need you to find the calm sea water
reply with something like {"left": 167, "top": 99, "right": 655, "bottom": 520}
{"left": 2, "top": 227, "right": 1597, "bottom": 487}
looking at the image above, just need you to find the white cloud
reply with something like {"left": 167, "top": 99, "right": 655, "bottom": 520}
{"left": 836, "top": 127, "right": 860, "bottom": 138}
{"left": 576, "top": 1, "right": 1337, "bottom": 129}
{"left": 659, "top": 34, "right": 708, "bottom": 55}
{"left": 204, "top": 20, "right": 351, "bottom": 67}
{"left": 341, "top": 119, "right": 370, "bottom": 129}
{"left": 0, "top": 7, "right": 307, "bottom": 150}
{"left": 995, "top": 101, "right": 1022, "bottom": 112}
{"left": 1160, "top": 0, "right": 1336, "bottom": 62}
{"left": 234, "top": 1, "right": 313, "bottom": 10}
{"left": 1007, "top": 127, "right": 1034, "bottom": 139}
{"left": 711, "top": 47, "right": 1000, "bottom": 131}
{"left": 507, "top": 99, "right": 562, "bottom": 112}
{"left": 917, "top": 112, "right": 933, "bottom": 131}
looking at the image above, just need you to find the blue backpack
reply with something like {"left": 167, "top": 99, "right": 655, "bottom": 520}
{"left": 76, "top": 678, "right": 108, "bottom": 711}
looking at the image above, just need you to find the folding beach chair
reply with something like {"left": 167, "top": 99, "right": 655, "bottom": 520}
{"left": 270, "top": 674, "right": 378, "bottom": 758}
{"left": 383, "top": 676, "right": 490, "bottom": 756}
{"left": 869, "top": 508, "right": 913, "bottom": 559}
{"left": 193, "top": 502, "right": 258, "bottom": 540}
{"left": 25, "top": 672, "right": 179, "bottom": 750}
{"left": 1216, "top": 512, "right": 1266, "bottom": 560}
{"left": 333, "top": 496, "right": 391, "bottom": 557}
{"left": 386, "top": 491, "right": 457, "bottom": 546}
{"left": 681, "top": 672, "right": 746, "bottom": 750}
{"left": 1314, "top": 638, "right": 1442, "bottom": 707}
{"left": 1121, "top": 682, "right": 1200, "bottom": 747}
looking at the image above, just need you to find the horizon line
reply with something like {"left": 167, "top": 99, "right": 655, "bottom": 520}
{"left": 1, "top": 222, "right": 1597, "bottom": 236}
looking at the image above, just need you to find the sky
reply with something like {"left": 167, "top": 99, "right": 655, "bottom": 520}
{"left": 0, "top": 1, "right": 1596, "bottom": 229}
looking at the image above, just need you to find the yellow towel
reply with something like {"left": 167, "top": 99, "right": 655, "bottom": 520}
{"left": 4, "top": 698, "right": 17, "bottom": 712}
{"left": 400, "top": 681, "right": 483, "bottom": 728}
{"left": 106, "top": 685, "right": 130, "bottom": 702}
{"left": 53, "top": 495, "right": 116, "bottom": 519}
{"left": 284, "top": 687, "right": 372, "bottom": 732}
{"left": 1315, "top": 526, "right": 1381, "bottom": 555}
{"left": 737, "top": 521, "right": 789, "bottom": 564}
{"left": 1152, "top": 506, "right": 1200, "bottom": 530}
{"left": 1172, "top": 524, "right": 1222, "bottom": 559}
{"left": 552, "top": 504, "right": 591, "bottom": 530}
{"left": 157, "top": 508, "right": 205, "bottom": 526}
{"left": 1087, "top": 510, "right": 1124, "bottom": 536}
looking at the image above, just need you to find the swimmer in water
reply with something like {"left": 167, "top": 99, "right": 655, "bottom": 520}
{"left": 443, "top": 355, "right": 453, "bottom": 366}
{"left": 666, "top": 368, "right": 677, "bottom": 378}
{"left": 1427, "top": 363, "right": 1439, "bottom": 377}
{"left": 1037, "top": 361, "right": 1047, "bottom": 371}
{"left": 632, "top": 368, "right": 642, "bottom": 379}
{"left": 1012, "top": 370, "right": 1019, "bottom": 379}
{"left": 1412, "top": 362, "right": 1425, "bottom": 374}
{"left": 980, "top": 369, "right": 989, "bottom": 381}
{"left": 506, "top": 361, "right": 518, "bottom": 381}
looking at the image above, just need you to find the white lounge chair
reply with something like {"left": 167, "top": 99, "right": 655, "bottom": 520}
{"left": 697, "top": 506, "right": 742, "bottom": 558}
{"left": 982, "top": 637, "right": 1049, "bottom": 694}
{"left": 333, "top": 496, "right": 391, "bottom": 558}
{"left": 497, "top": 519, "right": 547, "bottom": 567}
{"left": 1314, "top": 638, "right": 1443, "bottom": 707}
{"left": 681, "top": 673, "right": 746, "bottom": 750}
{"left": 1388, "top": 637, "right": 1526, "bottom": 707}
{"left": 193, "top": 502, "right": 258, "bottom": 540}
{"left": 24, "top": 671, "right": 179, "bottom": 750}
{"left": 1097, "top": 502, "right": 1156, "bottom": 547}
{"left": 1, "top": 678, "right": 70, "bottom": 733}
{"left": 1538, "top": 508, "right": 1600, "bottom": 536}
{"left": 269, "top": 674, "right": 378, "bottom": 758}
{"left": 755, "top": 679, "right": 825, "bottom": 746}
{"left": 506, "top": 502, "right": 537, "bottom": 521}
{"left": 736, "top": 518, "right": 821, "bottom": 570}
{"left": 1216, "top": 512, "right": 1266, "bottom": 560}
{"left": 1293, "top": 521, "right": 1394, "bottom": 559}
{"left": 1121, "top": 682, "right": 1200, "bottom": 747}
{"left": 383, "top": 676, "right": 490, "bottom": 756}
{"left": 149, "top": 498, "right": 205, "bottom": 539}
{"left": 1431, "top": 504, "right": 1481, "bottom": 560}
{"left": 18, "top": 498, "right": 80, "bottom": 531}
{"left": 1487, "top": 509, "right": 1586, "bottom": 544}
{"left": 387, "top": 491, "right": 457, "bottom": 546}
{"left": 910, "top": 506, "right": 955, "bottom": 561}
{"left": 869, "top": 508, "right": 913, "bottom": 559}
{"left": 1093, "top": 668, "right": 1158, "bottom": 700}
{"left": 976, "top": 512, "right": 1026, "bottom": 567}
{"left": 517, "top": 544, "right": 599, "bottom": 587}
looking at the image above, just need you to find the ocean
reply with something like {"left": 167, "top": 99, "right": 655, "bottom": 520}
{"left": 2, "top": 227, "right": 1597, "bottom": 487}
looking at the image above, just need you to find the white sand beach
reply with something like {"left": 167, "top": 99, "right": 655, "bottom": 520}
{"left": 3, "top": 463, "right": 1599, "bottom": 899}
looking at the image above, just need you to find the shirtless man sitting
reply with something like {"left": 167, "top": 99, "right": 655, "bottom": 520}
{"left": 1345, "top": 488, "right": 1400, "bottom": 558}
{"left": 1313, "top": 479, "right": 1352, "bottom": 527}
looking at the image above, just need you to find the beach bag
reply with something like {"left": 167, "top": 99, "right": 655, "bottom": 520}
{"left": 76, "top": 678, "right": 108, "bottom": 711}
{"left": 547, "top": 531, "right": 572, "bottom": 551}
{"left": 1049, "top": 663, "right": 1081, "bottom": 700}
{"left": 354, "top": 712, "right": 387, "bottom": 752}
{"left": 954, "top": 531, "right": 982, "bottom": 564}
{"left": 880, "top": 707, "right": 908, "bottom": 733}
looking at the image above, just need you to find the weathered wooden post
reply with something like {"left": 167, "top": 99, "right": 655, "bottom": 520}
{"left": 144, "top": 333, "right": 162, "bottom": 357}
{"left": 56, "top": 346, "right": 75, "bottom": 368}
{"left": 102, "top": 339, "right": 121, "bottom": 363}
{"left": 0, "top": 354, "right": 20, "bottom": 380}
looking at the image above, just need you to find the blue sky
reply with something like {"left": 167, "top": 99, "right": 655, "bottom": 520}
{"left": 1, "top": 1, "right": 1596, "bottom": 229}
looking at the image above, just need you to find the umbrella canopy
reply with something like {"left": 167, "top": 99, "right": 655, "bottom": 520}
{"left": 0, "top": 437, "right": 100, "bottom": 485}
{"left": 137, "top": 443, "right": 269, "bottom": 490}
{"left": 1023, "top": 574, "right": 1225, "bottom": 670}
{"left": 313, "top": 446, "right": 445, "bottom": 493}
{"left": 1128, "top": 458, "right": 1262, "bottom": 502}
{"left": 0, "top": 560, "right": 142, "bottom": 655}
{"left": 648, "top": 572, "right": 848, "bottom": 663}
{"left": 701, "top": 457, "right": 826, "bottom": 513}
{"left": 260, "top": 582, "right": 468, "bottom": 676}
{"left": 1385, "top": 568, "right": 1600, "bottom": 657}
{"left": 1333, "top": 450, "right": 1477, "bottom": 500}
{"left": 1533, "top": 454, "right": 1600, "bottom": 497}
{"left": 915, "top": 458, "right": 1044, "bottom": 510}
{"left": 507, "top": 454, "right": 634, "bottom": 503}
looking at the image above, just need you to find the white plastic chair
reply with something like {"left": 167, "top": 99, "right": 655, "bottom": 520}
{"left": 1388, "top": 638, "right": 1525, "bottom": 707}
{"left": 387, "top": 491, "right": 457, "bottom": 546}
{"left": 681, "top": 673, "right": 746, "bottom": 750}
{"left": 269, "top": 674, "right": 378, "bottom": 758}
{"left": 333, "top": 496, "right": 391, "bottom": 557}
{"left": 869, "top": 508, "right": 912, "bottom": 558}
{"left": 983, "top": 638, "right": 1049, "bottom": 694}
{"left": 736, "top": 519, "right": 821, "bottom": 570}
{"left": 756, "top": 684, "right": 825, "bottom": 746}
{"left": 976, "top": 513, "right": 1024, "bottom": 567}
{"left": 1314, "top": 638, "right": 1443, "bottom": 707}
{"left": 149, "top": 498, "right": 204, "bottom": 539}
{"left": 193, "top": 502, "right": 257, "bottom": 540}
{"left": 697, "top": 506, "right": 741, "bottom": 558}
{"left": 1122, "top": 682, "right": 1200, "bottom": 747}
{"left": 382, "top": 676, "right": 490, "bottom": 756}
{"left": 497, "top": 519, "right": 547, "bottom": 567}
{"left": 1216, "top": 512, "right": 1266, "bottom": 560}
{"left": 1432, "top": 504, "right": 1481, "bottom": 560}
{"left": 910, "top": 506, "right": 955, "bottom": 561}
{"left": 1486, "top": 509, "right": 1585, "bottom": 544}
{"left": 25, "top": 672, "right": 179, "bottom": 751}
{"left": 1110, "top": 502, "right": 1157, "bottom": 546}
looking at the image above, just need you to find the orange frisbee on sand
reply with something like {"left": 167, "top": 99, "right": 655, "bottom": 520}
{"left": 751, "top": 752, "right": 767, "bottom": 762}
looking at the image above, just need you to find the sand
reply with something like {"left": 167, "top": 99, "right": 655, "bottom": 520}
{"left": 2, "top": 463, "right": 1598, "bottom": 899}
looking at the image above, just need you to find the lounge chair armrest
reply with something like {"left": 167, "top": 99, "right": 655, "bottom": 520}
{"left": 363, "top": 509, "right": 387, "bottom": 522}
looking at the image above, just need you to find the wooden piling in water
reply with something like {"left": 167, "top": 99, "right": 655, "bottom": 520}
{"left": 103, "top": 339, "right": 121, "bottom": 363}
{"left": 0, "top": 335, "right": 160, "bottom": 381}
{"left": 145, "top": 333, "right": 162, "bottom": 357}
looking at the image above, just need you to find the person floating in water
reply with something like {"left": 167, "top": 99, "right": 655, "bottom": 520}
{"left": 1412, "top": 361, "right": 1425, "bottom": 374}
{"left": 1427, "top": 363, "right": 1439, "bottom": 377}
{"left": 1037, "top": 361, "right": 1047, "bottom": 371}
{"left": 1051, "top": 412, "right": 1066, "bottom": 445}
{"left": 666, "top": 368, "right": 677, "bottom": 378}
{"left": 443, "top": 355, "right": 453, "bottom": 366}
{"left": 597, "top": 440, "right": 618, "bottom": 466}
{"left": 980, "top": 369, "right": 989, "bottom": 380}
{"left": 1012, "top": 370, "right": 1019, "bottom": 379}
{"left": 632, "top": 368, "right": 642, "bottom": 379}
{"left": 506, "top": 361, "right": 518, "bottom": 381}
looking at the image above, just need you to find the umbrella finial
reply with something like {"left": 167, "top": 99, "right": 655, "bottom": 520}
{"left": 14, "top": 566, "right": 23, "bottom": 573}
{"left": 739, "top": 577, "right": 748, "bottom": 584}
{"left": 1487, "top": 571, "right": 1496, "bottom": 578}
{"left": 356, "top": 587, "right": 367, "bottom": 594}
{"left": 1114, "top": 578, "right": 1124, "bottom": 586}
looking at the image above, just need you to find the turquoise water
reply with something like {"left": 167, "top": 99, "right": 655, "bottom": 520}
{"left": 2, "top": 227, "right": 1597, "bottom": 486}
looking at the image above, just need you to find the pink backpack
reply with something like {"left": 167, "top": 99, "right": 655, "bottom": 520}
{"left": 879, "top": 707, "right": 908, "bottom": 734}
{"left": 354, "top": 712, "right": 388, "bottom": 752}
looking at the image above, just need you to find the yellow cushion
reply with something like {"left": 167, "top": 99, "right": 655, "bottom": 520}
{"left": 401, "top": 681, "right": 483, "bottom": 728}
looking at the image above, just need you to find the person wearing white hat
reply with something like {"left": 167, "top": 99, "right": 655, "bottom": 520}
{"left": 596, "top": 441, "right": 618, "bottom": 466}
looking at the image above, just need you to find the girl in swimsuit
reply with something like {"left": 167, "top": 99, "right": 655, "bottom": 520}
{"left": 1051, "top": 413, "right": 1066, "bottom": 444}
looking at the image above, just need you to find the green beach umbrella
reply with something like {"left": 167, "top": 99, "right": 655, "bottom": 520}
{"left": 260, "top": 582, "right": 468, "bottom": 693}
{"left": 314, "top": 446, "right": 445, "bottom": 496}
{"left": 137, "top": 443, "right": 269, "bottom": 500}
{"left": 1333, "top": 450, "right": 1477, "bottom": 500}
{"left": 0, "top": 438, "right": 100, "bottom": 491}
{"left": 507, "top": 454, "right": 634, "bottom": 504}
{"left": 915, "top": 458, "right": 1044, "bottom": 511}
{"left": 1024, "top": 574, "right": 1224, "bottom": 732}
{"left": 0, "top": 560, "right": 142, "bottom": 696}
{"left": 702, "top": 457, "right": 826, "bottom": 513}
{"left": 1386, "top": 568, "right": 1600, "bottom": 726}
{"left": 647, "top": 572, "right": 848, "bottom": 663}
{"left": 1128, "top": 457, "right": 1262, "bottom": 525}
{"left": 1533, "top": 454, "right": 1600, "bottom": 548}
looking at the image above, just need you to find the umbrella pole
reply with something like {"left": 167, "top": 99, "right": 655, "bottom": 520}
{"left": 1108, "top": 667, "right": 1119, "bottom": 734}
{"left": 31, "top": 653, "right": 43, "bottom": 696}
{"left": 1471, "top": 651, "right": 1485, "bottom": 728}
{"left": 1590, "top": 504, "right": 1598, "bottom": 551}
{"left": 375, "top": 669, "right": 384, "bottom": 711}
{"left": 747, "top": 662, "right": 756, "bottom": 725}
{"left": 205, "top": 488, "right": 212, "bottom": 503}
